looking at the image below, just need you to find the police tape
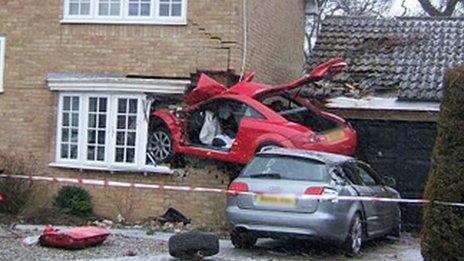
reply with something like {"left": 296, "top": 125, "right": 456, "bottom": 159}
{"left": 1, "top": 174, "right": 464, "bottom": 208}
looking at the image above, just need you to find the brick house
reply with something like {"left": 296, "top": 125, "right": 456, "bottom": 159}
{"left": 308, "top": 16, "right": 464, "bottom": 227}
{"left": 0, "top": 0, "right": 305, "bottom": 226}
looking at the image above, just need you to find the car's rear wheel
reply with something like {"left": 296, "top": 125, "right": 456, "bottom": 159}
{"left": 230, "top": 231, "right": 257, "bottom": 249}
{"left": 344, "top": 213, "right": 363, "bottom": 257}
{"left": 147, "top": 127, "right": 174, "bottom": 163}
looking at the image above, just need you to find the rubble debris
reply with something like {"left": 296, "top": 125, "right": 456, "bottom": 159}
{"left": 39, "top": 226, "right": 110, "bottom": 250}
{"left": 117, "top": 214, "right": 125, "bottom": 224}
{"left": 155, "top": 208, "right": 191, "bottom": 225}
{"left": 21, "top": 236, "right": 39, "bottom": 247}
{"left": 168, "top": 231, "right": 219, "bottom": 259}
{"left": 92, "top": 219, "right": 114, "bottom": 229}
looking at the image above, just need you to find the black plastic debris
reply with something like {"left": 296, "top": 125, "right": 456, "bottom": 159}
{"left": 155, "top": 208, "right": 191, "bottom": 225}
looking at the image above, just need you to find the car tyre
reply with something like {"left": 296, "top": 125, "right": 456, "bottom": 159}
{"left": 147, "top": 124, "right": 174, "bottom": 164}
{"left": 230, "top": 231, "right": 257, "bottom": 249}
{"left": 344, "top": 213, "right": 363, "bottom": 257}
{"left": 169, "top": 231, "right": 219, "bottom": 259}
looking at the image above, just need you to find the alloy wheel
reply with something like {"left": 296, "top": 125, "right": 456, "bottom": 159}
{"left": 147, "top": 130, "right": 172, "bottom": 163}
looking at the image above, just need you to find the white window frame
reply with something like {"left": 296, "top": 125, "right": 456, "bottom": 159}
{"left": 62, "top": 0, "right": 187, "bottom": 25}
{"left": 0, "top": 37, "right": 5, "bottom": 93}
{"left": 53, "top": 92, "right": 160, "bottom": 172}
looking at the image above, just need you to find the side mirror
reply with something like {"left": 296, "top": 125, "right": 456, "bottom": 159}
{"left": 383, "top": 176, "right": 396, "bottom": 187}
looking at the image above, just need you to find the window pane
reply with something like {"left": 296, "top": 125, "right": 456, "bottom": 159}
{"left": 171, "top": 3, "right": 181, "bottom": 16}
{"left": 88, "top": 130, "right": 96, "bottom": 143}
{"left": 81, "top": 3, "right": 90, "bottom": 15}
{"left": 63, "top": 97, "right": 71, "bottom": 111}
{"left": 69, "top": 3, "right": 79, "bottom": 15}
{"left": 97, "top": 147, "right": 105, "bottom": 161}
{"left": 71, "top": 129, "right": 78, "bottom": 142}
{"left": 116, "top": 148, "right": 124, "bottom": 162}
{"left": 62, "top": 113, "right": 70, "bottom": 127}
{"left": 89, "top": 98, "right": 97, "bottom": 112}
{"left": 116, "top": 131, "right": 125, "bottom": 145}
{"left": 127, "top": 132, "right": 136, "bottom": 146}
{"left": 117, "top": 116, "right": 126, "bottom": 129}
{"left": 127, "top": 116, "right": 137, "bottom": 130}
{"left": 99, "top": 3, "right": 109, "bottom": 15}
{"left": 140, "top": 3, "right": 150, "bottom": 16}
{"left": 110, "top": 3, "right": 120, "bottom": 15}
{"left": 129, "top": 3, "right": 138, "bottom": 16}
{"left": 87, "top": 146, "right": 95, "bottom": 160}
{"left": 88, "top": 114, "right": 97, "bottom": 128}
{"left": 71, "top": 113, "right": 79, "bottom": 127}
{"left": 126, "top": 148, "right": 135, "bottom": 163}
{"left": 118, "top": 99, "right": 127, "bottom": 113}
{"left": 62, "top": 129, "right": 69, "bottom": 142}
{"left": 61, "top": 144, "right": 69, "bottom": 158}
{"left": 159, "top": 3, "right": 169, "bottom": 16}
{"left": 98, "top": 115, "right": 106, "bottom": 128}
{"left": 70, "top": 145, "right": 78, "bottom": 159}
{"left": 98, "top": 130, "right": 106, "bottom": 144}
{"left": 129, "top": 99, "right": 137, "bottom": 113}
{"left": 72, "top": 97, "right": 80, "bottom": 110}
{"left": 99, "top": 98, "right": 107, "bottom": 112}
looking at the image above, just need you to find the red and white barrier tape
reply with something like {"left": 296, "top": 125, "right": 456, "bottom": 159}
{"left": 1, "top": 174, "right": 463, "bottom": 207}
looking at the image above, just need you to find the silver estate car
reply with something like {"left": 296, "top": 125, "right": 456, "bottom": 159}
{"left": 226, "top": 148, "right": 401, "bottom": 256}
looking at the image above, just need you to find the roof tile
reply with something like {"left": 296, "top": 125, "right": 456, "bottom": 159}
{"left": 310, "top": 16, "right": 464, "bottom": 101}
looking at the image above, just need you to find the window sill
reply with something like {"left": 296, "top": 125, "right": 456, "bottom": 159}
{"left": 49, "top": 162, "right": 173, "bottom": 175}
{"left": 60, "top": 18, "right": 187, "bottom": 26}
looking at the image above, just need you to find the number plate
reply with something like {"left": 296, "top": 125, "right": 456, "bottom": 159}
{"left": 325, "top": 129, "right": 346, "bottom": 142}
{"left": 256, "top": 194, "right": 296, "bottom": 206}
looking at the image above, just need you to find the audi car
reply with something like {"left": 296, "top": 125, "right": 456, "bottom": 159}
{"left": 148, "top": 59, "right": 357, "bottom": 164}
{"left": 226, "top": 148, "right": 401, "bottom": 256}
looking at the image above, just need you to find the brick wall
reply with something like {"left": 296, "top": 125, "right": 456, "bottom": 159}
{"left": 0, "top": 0, "right": 305, "bottom": 228}
{"left": 243, "top": 0, "right": 305, "bottom": 84}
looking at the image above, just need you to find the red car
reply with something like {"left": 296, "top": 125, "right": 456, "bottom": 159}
{"left": 148, "top": 58, "right": 357, "bottom": 165}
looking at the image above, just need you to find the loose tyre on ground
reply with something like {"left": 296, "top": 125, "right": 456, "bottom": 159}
{"left": 168, "top": 231, "right": 219, "bottom": 259}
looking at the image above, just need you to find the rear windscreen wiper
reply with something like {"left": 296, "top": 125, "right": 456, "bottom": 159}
{"left": 248, "top": 173, "right": 282, "bottom": 179}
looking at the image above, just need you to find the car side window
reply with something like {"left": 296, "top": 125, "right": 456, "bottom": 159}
{"left": 355, "top": 163, "right": 381, "bottom": 186}
{"left": 340, "top": 163, "right": 363, "bottom": 185}
{"left": 244, "top": 106, "right": 265, "bottom": 119}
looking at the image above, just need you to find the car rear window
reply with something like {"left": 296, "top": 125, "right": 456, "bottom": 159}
{"left": 240, "top": 155, "right": 328, "bottom": 181}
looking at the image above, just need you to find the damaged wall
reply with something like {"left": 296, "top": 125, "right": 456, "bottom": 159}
{"left": 0, "top": 0, "right": 306, "bottom": 228}
{"left": 33, "top": 157, "right": 232, "bottom": 228}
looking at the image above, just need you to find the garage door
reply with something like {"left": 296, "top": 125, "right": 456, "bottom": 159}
{"left": 350, "top": 120, "right": 437, "bottom": 229}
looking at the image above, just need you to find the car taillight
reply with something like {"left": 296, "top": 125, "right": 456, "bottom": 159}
{"left": 304, "top": 186, "right": 324, "bottom": 195}
{"left": 228, "top": 182, "right": 249, "bottom": 196}
{"left": 304, "top": 186, "right": 338, "bottom": 199}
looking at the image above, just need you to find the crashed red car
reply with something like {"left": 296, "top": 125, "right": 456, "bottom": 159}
{"left": 148, "top": 58, "right": 357, "bottom": 165}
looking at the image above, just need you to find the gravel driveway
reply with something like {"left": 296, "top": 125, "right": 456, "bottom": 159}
{"left": 0, "top": 227, "right": 167, "bottom": 261}
{"left": 1, "top": 225, "right": 422, "bottom": 261}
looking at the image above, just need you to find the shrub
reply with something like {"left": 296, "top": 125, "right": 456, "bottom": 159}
{"left": 0, "top": 152, "right": 38, "bottom": 216}
{"left": 421, "top": 66, "right": 464, "bottom": 260}
{"left": 54, "top": 186, "right": 93, "bottom": 217}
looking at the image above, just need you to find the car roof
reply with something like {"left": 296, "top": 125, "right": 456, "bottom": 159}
{"left": 256, "top": 148, "right": 353, "bottom": 165}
